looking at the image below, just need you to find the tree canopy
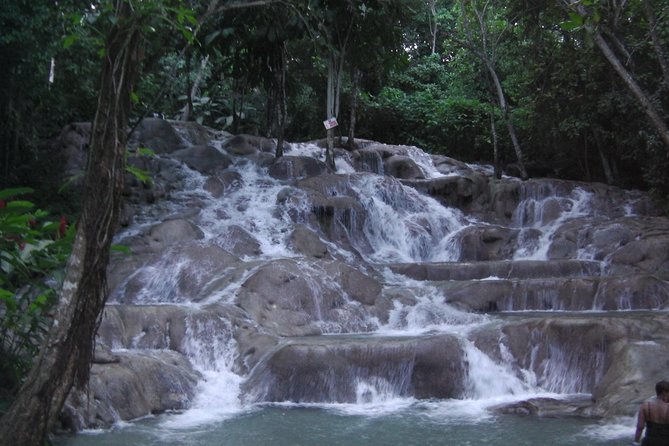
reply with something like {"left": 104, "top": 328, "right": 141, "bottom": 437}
{"left": 2, "top": 0, "right": 669, "bottom": 201}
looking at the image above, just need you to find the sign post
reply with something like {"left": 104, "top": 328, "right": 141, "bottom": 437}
{"left": 323, "top": 117, "right": 338, "bottom": 130}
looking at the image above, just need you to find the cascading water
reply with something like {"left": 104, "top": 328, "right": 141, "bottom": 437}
{"left": 513, "top": 185, "right": 594, "bottom": 260}
{"left": 57, "top": 130, "right": 648, "bottom": 446}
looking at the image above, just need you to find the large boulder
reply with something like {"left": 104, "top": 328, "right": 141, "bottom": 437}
{"left": 403, "top": 173, "right": 489, "bottom": 215}
{"left": 110, "top": 243, "right": 240, "bottom": 304}
{"left": 387, "top": 259, "right": 601, "bottom": 281}
{"left": 62, "top": 350, "right": 199, "bottom": 430}
{"left": 204, "top": 170, "right": 243, "bottom": 198}
{"left": 267, "top": 156, "right": 330, "bottom": 180}
{"left": 470, "top": 313, "right": 669, "bottom": 416}
{"left": 548, "top": 217, "right": 669, "bottom": 278}
{"left": 224, "top": 134, "right": 279, "bottom": 155}
{"left": 235, "top": 259, "right": 380, "bottom": 336}
{"left": 438, "top": 274, "right": 669, "bottom": 312}
{"left": 127, "top": 118, "right": 185, "bottom": 154}
{"left": 383, "top": 155, "right": 425, "bottom": 180}
{"left": 241, "top": 334, "right": 465, "bottom": 403}
{"left": 288, "top": 224, "right": 330, "bottom": 259}
{"left": 172, "top": 144, "right": 232, "bottom": 174}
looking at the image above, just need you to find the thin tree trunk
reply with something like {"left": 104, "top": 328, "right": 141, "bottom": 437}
{"left": 182, "top": 55, "right": 210, "bottom": 122}
{"left": 274, "top": 43, "right": 287, "bottom": 158}
{"left": 182, "top": 51, "right": 193, "bottom": 121}
{"left": 486, "top": 63, "right": 528, "bottom": 179}
{"left": 598, "top": 145, "right": 614, "bottom": 184}
{"left": 347, "top": 68, "right": 360, "bottom": 150}
{"left": 428, "top": 0, "right": 438, "bottom": 55}
{"left": 489, "top": 103, "right": 501, "bottom": 179}
{"left": 592, "top": 30, "right": 669, "bottom": 149}
{"left": 0, "top": 4, "right": 142, "bottom": 445}
{"left": 325, "top": 54, "right": 336, "bottom": 170}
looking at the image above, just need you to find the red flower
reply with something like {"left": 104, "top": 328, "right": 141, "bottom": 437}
{"left": 58, "top": 216, "right": 67, "bottom": 237}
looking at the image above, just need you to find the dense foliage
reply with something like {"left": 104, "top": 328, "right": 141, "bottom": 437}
{"left": 0, "top": 0, "right": 667, "bottom": 438}
{"left": 0, "top": 188, "right": 73, "bottom": 398}
{"left": 2, "top": 0, "right": 668, "bottom": 199}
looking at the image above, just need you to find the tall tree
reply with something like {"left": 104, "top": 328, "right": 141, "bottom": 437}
{"left": 561, "top": 0, "right": 669, "bottom": 150}
{"left": 0, "top": 2, "right": 280, "bottom": 444}
{"left": 453, "top": 0, "right": 529, "bottom": 179}
{"left": 0, "top": 1, "right": 143, "bottom": 442}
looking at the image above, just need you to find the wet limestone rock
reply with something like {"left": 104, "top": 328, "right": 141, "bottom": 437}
{"left": 235, "top": 259, "right": 380, "bottom": 336}
{"left": 267, "top": 155, "right": 330, "bottom": 180}
{"left": 172, "top": 144, "right": 232, "bottom": 174}
{"left": 241, "top": 334, "right": 465, "bottom": 404}
{"left": 127, "top": 117, "right": 185, "bottom": 154}
{"left": 61, "top": 350, "right": 199, "bottom": 430}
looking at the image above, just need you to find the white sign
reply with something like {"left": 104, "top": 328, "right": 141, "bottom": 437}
{"left": 323, "top": 117, "right": 338, "bottom": 130}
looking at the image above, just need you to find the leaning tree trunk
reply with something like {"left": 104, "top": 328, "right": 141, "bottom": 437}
{"left": 591, "top": 30, "right": 669, "bottom": 150}
{"left": 0, "top": 4, "right": 142, "bottom": 446}
{"left": 486, "top": 63, "right": 528, "bottom": 180}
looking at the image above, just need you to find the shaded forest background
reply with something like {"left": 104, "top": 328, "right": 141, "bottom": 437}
{"left": 2, "top": 0, "right": 669, "bottom": 212}
{"left": 0, "top": 2, "right": 668, "bottom": 442}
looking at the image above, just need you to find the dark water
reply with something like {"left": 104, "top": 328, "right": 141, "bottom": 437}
{"left": 54, "top": 404, "right": 633, "bottom": 446}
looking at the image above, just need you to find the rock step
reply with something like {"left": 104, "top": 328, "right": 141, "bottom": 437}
{"left": 241, "top": 333, "right": 466, "bottom": 404}
{"left": 387, "top": 259, "right": 602, "bottom": 281}
{"left": 424, "top": 274, "right": 669, "bottom": 312}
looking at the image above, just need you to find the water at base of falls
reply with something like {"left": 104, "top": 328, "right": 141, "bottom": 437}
{"left": 74, "top": 134, "right": 654, "bottom": 446}
{"left": 54, "top": 405, "right": 633, "bottom": 446}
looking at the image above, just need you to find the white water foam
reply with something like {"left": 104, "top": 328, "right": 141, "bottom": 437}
{"left": 514, "top": 187, "right": 593, "bottom": 260}
{"left": 350, "top": 175, "right": 469, "bottom": 263}
{"left": 160, "top": 317, "right": 246, "bottom": 429}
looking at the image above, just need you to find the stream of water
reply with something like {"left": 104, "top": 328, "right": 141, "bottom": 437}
{"left": 55, "top": 404, "right": 633, "bottom": 445}
{"left": 55, "top": 138, "right": 645, "bottom": 445}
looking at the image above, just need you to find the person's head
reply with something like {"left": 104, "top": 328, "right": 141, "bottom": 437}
{"left": 655, "top": 381, "right": 669, "bottom": 401}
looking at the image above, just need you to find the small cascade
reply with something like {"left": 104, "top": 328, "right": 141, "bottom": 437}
{"left": 513, "top": 185, "right": 593, "bottom": 260}
{"left": 380, "top": 284, "right": 485, "bottom": 335}
{"left": 463, "top": 342, "right": 533, "bottom": 399}
{"left": 349, "top": 175, "right": 469, "bottom": 263}
{"left": 162, "top": 316, "right": 245, "bottom": 428}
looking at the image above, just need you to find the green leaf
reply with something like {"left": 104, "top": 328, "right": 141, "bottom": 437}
{"left": 111, "top": 244, "right": 131, "bottom": 254}
{"left": 205, "top": 30, "right": 221, "bottom": 47}
{"left": 62, "top": 34, "right": 78, "bottom": 49}
{"left": 6, "top": 201, "right": 34, "bottom": 211}
{"left": 0, "top": 188, "right": 34, "bottom": 201}
{"left": 136, "top": 147, "right": 156, "bottom": 157}
{"left": 126, "top": 165, "right": 153, "bottom": 185}
{"left": 560, "top": 12, "right": 584, "bottom": 31}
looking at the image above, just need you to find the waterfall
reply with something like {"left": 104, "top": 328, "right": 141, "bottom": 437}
{"left": 161, "top": 315, "right": 244, "bottom": 429}
{"left": 92, "top": 123, "right": 662, "bottom": 443}
{"left": 463, "top": 342, "right": 532, "bottom": 399}
{"left": 349, "top": 175, "right": 469, "bottom": 263}
{"left": 513, "top": 185, "right": 593, "bottom": 260}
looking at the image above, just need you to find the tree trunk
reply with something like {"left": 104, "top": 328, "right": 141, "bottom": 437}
{"left": 0, "top": 4, "right": 142, "bottom": 445}
{"left": 592, "top": 30, "right": 669, "bottom": 150}
{"left": 428, "top": 0, "right": 438, "bottom": 55}
{"left": 486, "top": 63, "right": 529, "bottom": 180}
{"left": 489, "top": 104, "right": 501, "bottom": 179}
{"left": 273, "top": 43, "right": 287, "bottom": 158}
{"left": 182, "top": 55, "right": 210, "bottom": 122}
{"left": 182, "top": 50, "right": 193, "bottom": 121}
{"left": 325, "top": 54, "right": 337, "bottom": 170}
{"left": 347, "top": 68, "right": 361, "bottom": 150}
